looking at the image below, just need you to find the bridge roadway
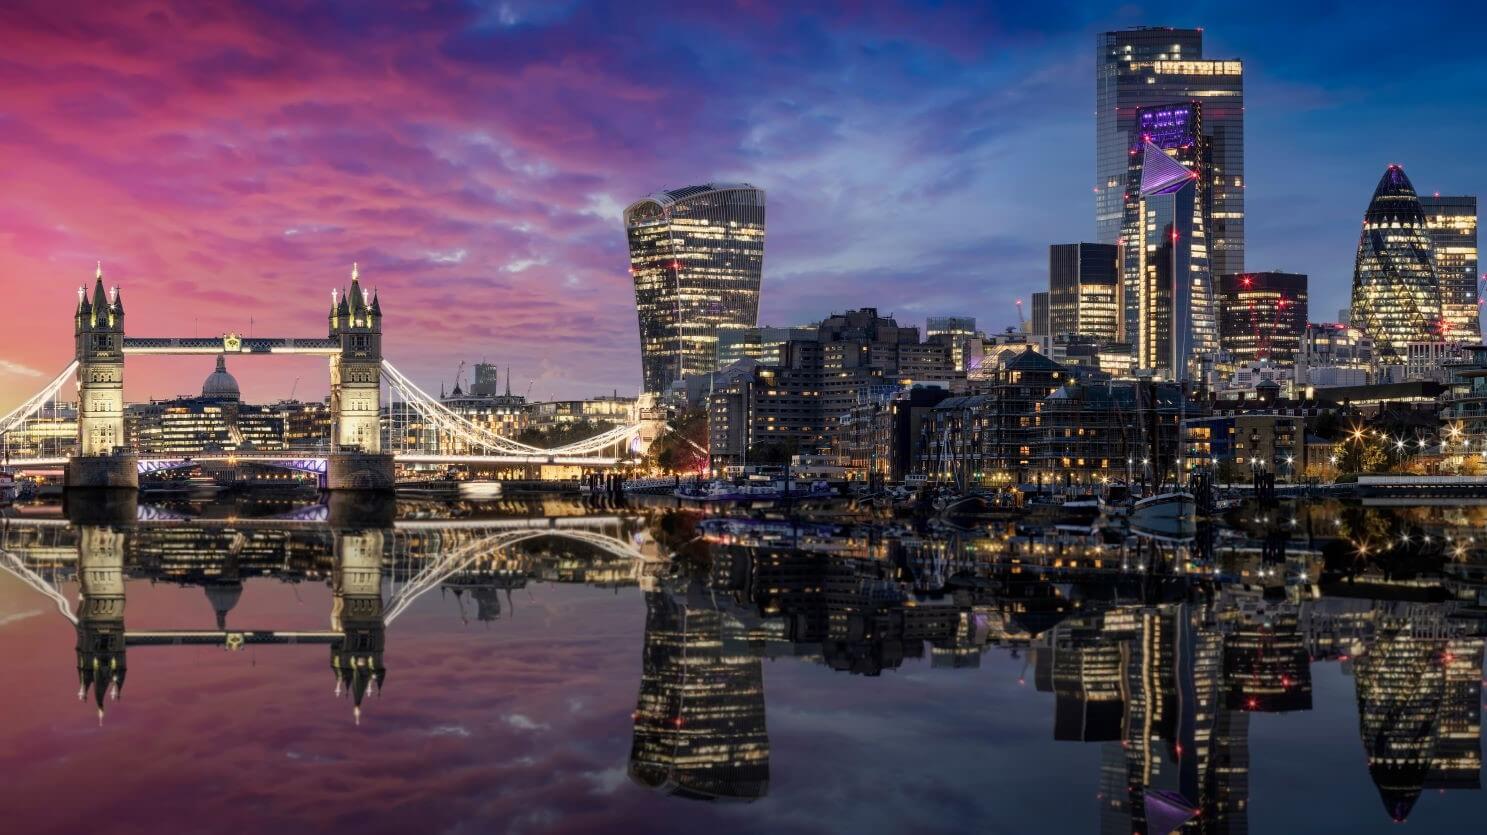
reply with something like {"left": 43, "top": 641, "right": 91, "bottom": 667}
{"left": 0, "top": 513, "right": 625, "bottom": 531}
{"left": 2, "top": 451, "right": 621, "bottom": 470}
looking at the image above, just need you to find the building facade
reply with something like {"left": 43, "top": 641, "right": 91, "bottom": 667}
{"left": 1217, "top": 272, "right": 1308, "bottom": 365}
{"left": 716, "top": 325, "right": 815, "bottom": 369}
{"left": 1049, "top": 243, "right": 1121, "bottom": 343}
{"left": 1096, "top": 27, "right": 1244, "bottom": 277}
{"left": 1420, "top": 195, "right": 1479, "bottom": 341}
{"left": 1350, "top": 165, "right": 1441, "bottom": 365}
{"left": 707, "top": 309, "right": 961, "bottom": 470}
{"left": 1030, "top": 292, "right": 1050, "bottom": 337}
{"left": 625, "top": 183, "right": 766, "bottom": 393}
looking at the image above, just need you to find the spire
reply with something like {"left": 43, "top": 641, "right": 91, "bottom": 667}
{"left": 337, "top": 287, "right": 350, "bottom": 316}
{"left": 505, "top": 366, "right": 511, "bottom": 397}
{"left": 95, "top": 260, "right": 102, "bottom": 280}
{"left": 369, "top": 288, "right": 381, "bottom": 317}
{"left": 349, "top": 263, "right": 366, "bottom": 313}
{"left": 91, "top": 274, "right": 109, "bottom": 327}
{"left": 111, "top": 286, "right": 124, "bottom": 315}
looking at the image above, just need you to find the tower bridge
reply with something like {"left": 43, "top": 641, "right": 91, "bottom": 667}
{"left": 0, "top": 265, "right": 661, "bottom": 490}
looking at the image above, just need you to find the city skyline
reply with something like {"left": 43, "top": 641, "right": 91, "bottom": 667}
{"left": 1, "top": 3, "right": 1485, "bottom": 409}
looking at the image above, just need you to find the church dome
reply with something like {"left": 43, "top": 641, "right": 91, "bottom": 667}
{"left": 202, "top": 354, "right": 240, "bottom": 401}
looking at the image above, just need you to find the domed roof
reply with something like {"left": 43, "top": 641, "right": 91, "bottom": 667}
{"left": 202, "top": 354, "right": 240, "bottom": 401}
{"left": 1363, "top": 163, "right": 1426, "bottom": 224}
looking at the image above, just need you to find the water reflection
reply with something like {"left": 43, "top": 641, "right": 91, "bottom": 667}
{"left": 3, "top": 495, "right": 1486, "bottom": 830}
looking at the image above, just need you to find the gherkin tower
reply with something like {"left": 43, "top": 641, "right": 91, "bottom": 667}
{"left": 1350, "top": 165, "right": 1441, "bottom": 363}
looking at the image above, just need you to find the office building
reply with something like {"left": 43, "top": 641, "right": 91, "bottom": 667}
{"left": 469, "top": 362, "right": 501, "bottom": 397}
{"left": 1420, "top": 195, "right": 1479, "bottom": 341}
{"left": 926, "top": 316, "right": 977, "bottom": 340}
{"left": 716, "top": 325, "right": 816, "bottom": 369}
{"left": 1123, "top": 102, "right": 1217, "bottom": 379}
{"left": 1298, "top": 323, "right": 1375, "bottom": 387}
{"left": 707, "top": 309, "right": 960, "bottom": 469}
{"left": 1350, "top": 165, "right": 1441, "bottom": 364}
{"left": 128, "top": 356, "right": 284, "bottom": 453}
{"left": 1096, "top": 28, "right": 1244, "bottom": 277}
{"left": 1049, "top": 243, "right": 1121, "bottom": 342}
{"left": 625, "top": 183, "right": 766, "bottom": 393}
{"left": 1030, "top": 292, "right": 1050, "bottom": 337}
{"left": 1218, "top": 272, "right": 1308, "bottom": 365}
{"left": 926, "top": 316, "right": 980, "bottom": 372}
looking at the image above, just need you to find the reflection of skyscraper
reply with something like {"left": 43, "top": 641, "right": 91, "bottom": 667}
{"left": 1096, "top": 28, "right": 1244, "bottom": 278}
{"left": 629, "top": 587, "right": 770, "bottom": 801}
{"left": 1224, "top": 604, "right": 1312, "bottom": 713}
{"left": 1350, "top": 165, "right": 1441, "bottom": 364}
{"left": 1123, "top": 103, "right": 1216, "bottom": 378}
{"left": 625, "top": 184, "right": 766, "bottom": 393}
{"left": 1420, "top": 195, "right": 1480, "bottom": 341}
{"left": 1426, "top": 637, "right": 1483, "bottom": 791}
{"left": 1351, "top": 620, "right": 1456, "bottom": 823}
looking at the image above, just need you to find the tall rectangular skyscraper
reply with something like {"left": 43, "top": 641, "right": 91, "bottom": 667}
{"left": 1049, "top": 243, "right": 1121, "bottom": 342}
{"left": 625, "top": 184, "right": 766, "bottom": 393}
{"left": 1096, "top": 28, "right": 1244, "bottom": 278}
{"left": 1420, "top": 195, "right": 1479, "bottom": 341}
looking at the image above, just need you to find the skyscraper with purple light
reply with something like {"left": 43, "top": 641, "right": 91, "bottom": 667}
{"left": 1096, "top": 28, "right": 1243, "bottom": 279}
{"left": 1122, "top": 102, "right": 1216, "bottom": 380}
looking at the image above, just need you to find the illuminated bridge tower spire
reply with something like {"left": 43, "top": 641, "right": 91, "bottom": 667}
{"left": 69, "top": 264, "right": 137, "bottom": 488}
{"left": 326, "top": 264, "right": 394, "bottom": 490}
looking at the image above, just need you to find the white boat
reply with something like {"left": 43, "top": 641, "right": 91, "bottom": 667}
{"left": 1131, "top": 491, "right": 1196, "bottom": 535}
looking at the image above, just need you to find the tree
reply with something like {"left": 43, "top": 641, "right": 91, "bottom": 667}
{"left": 645, "top": 408, "right": 709, "bottom": 473}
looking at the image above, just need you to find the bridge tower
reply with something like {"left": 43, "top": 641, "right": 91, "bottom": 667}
{"left": 326, "top": 265, "right": 394, "bottom": 490}
{"left": 68, "top": 265, "right": 137, "bottom": 489}
{"left": 76, "top": 524, "right": 128, "bottom": 722}
{"left": 330, "top": 526, "right": 386, "bottom": 722}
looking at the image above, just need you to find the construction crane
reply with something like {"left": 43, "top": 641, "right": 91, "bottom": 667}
{"left": 1015, "top": 298, "right": 1025, "bottom": 327}
{"left": 288, "top": 377, "right": 301, "bottom": 401}
{"left": 451, "top": 361, "right": 466, "bottom": 395}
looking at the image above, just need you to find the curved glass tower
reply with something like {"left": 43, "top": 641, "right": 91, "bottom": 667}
{"left": 1351, "top": 165, "right": 1440, "bottom": 363}
{"left": 625, "top": 183, "right": 765, "bottom": 393}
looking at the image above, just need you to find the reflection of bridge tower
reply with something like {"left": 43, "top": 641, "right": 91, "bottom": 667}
{"left": 327, "top": 265, "right": 394, "bottom": 490}
{"left": 629, "top": 583, "right": 770, "bottom": 802}
{"left": 75, "top": 524, "right": 128, "bottom": 721}
{"left": 330, "top": 526, "right": 386, "bottom": 723}
{"left": 69, "top": 266, "right": 137, "bottom": 488}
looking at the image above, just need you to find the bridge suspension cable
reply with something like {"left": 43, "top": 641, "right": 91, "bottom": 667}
{"left": 380, "top": 360, "right": 645, "bottom": 458}
{"left": 0, "top": 361, "right": 78, "bottom": 439}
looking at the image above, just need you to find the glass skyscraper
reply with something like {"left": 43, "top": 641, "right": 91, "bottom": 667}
{"left": 1420, "top": 195, "right": 1479, "bottom": 341}
{"left": 1122, "top": 102, "right": 1216, "bottom": 380}
{"left": 625, "top": 183, "right": 766, "bottom": 393}
{"left": 1350, "top": 165, "right": 1441, "bottom": 363}
{"left": 1096, "top": 28, "right": 1244, "bottom": 278}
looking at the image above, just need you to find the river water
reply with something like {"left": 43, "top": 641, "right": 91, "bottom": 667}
{"left": 1, "top": 494, "right": 1484, "bottom": 834}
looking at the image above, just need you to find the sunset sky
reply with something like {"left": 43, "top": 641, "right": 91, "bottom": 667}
{"left": 1, "top": 1, "right": 1483, "bottom": 407}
